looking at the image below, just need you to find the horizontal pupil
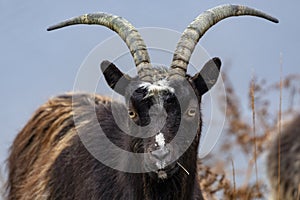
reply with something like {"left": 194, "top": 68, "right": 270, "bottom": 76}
{"left": 188, "top": 109, "right": 195, "bottom": 115}
{"left": 129, "top": 111, "right": 135, "bottom": 116}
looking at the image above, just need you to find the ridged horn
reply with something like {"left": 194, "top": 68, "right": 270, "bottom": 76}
{"left": 170, "top": 4, "right": 279, "bottom": 76}
{"left": 47, "top": 13, "right": 152, "bottom": 77}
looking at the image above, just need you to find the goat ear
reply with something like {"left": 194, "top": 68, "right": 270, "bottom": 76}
{"left": 100, "top": 60, "right": 131, "bottom": 96}
{"left": 191, "top": 57, "right": 221, "bottom": 96}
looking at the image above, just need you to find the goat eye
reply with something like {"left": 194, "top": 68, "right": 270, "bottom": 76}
{"left": 128, "top": 110, "right": 137, "bottom": 119}
{"left": 187, "top": 108, "right": 196, "bottom": 117}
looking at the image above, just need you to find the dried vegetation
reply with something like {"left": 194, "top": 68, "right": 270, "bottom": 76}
{"left": 197, "top": 70, "right": 300, "bottom": 199}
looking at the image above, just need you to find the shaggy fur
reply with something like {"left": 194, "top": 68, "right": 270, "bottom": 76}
{"left": 267, "top": 115, "right": 300, "bottom": 200}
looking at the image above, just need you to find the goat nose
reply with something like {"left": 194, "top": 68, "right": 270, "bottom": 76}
{"left": 151, "top": 147, "right": 170, "bottom": 161}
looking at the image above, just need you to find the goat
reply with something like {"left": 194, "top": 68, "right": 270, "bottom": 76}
{"left": 6, "top": 4, "right": 278, "bottom": 200}
{"left": 267, "top": 115, "right": 300, "bottom": 200}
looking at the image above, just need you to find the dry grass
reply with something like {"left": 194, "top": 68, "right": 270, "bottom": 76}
{"left": 276, "top": 59, "right": 282, "bottom": 200}
{"left": 197, "top": 68, "right": 300, "bottom": 199}
{"left": 250, "top": 72, "right": 259, "bottom": 194}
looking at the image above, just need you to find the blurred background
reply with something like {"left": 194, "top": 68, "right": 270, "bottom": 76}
{"left": 1, "top": 0, "right": 299, "bottom": 198}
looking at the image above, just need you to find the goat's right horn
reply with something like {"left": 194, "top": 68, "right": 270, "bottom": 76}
{"left": 170, "top": 4, "right": 279, "bottom": 77}
{"left": 47, "top": 13, "right": 152, "bottom": 78}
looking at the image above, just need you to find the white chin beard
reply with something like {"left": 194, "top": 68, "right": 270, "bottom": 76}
{"left": 157, "top": 170, "right": 167, "bottom": 179}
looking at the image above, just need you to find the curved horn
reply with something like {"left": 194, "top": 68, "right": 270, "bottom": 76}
{"left": 47, "top": 13, "right": 151, "bottom": 77}
{"left": 171, "top": 4, "right": 279, "bottom": 76}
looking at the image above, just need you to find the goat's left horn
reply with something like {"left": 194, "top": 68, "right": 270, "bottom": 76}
{"left": 170, "top": 4, "right": 279, "bottom": 76}
{"left": 47, "top": 13, "right": 152, "bottom": 78}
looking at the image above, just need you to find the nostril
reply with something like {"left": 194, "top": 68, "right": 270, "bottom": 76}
{"left": 151, "top": 147, "right": 170, "bottom": 161}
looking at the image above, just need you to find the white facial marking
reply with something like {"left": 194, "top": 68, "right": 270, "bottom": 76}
{"left": 139, "top": 82, "right": 151, "bottom": 89}
{"left": 157, "top": 170, "right": 168, "bottom": 179}
{"left": 155, "top": 132, "right": 165, "bottom": 148}
{"left": 139, "top": 79, "right": 175, "bottom": 95}
{"left": 156, "top": 161, "right": 166, "bottom": 170}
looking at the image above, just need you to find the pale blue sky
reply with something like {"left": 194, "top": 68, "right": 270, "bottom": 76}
{"left": 0, "top": 0, "right": 299, "bottom": 189}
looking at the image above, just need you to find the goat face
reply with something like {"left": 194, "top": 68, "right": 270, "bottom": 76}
{"left": 100, "top": 58, "right": 221, "bottom": 179}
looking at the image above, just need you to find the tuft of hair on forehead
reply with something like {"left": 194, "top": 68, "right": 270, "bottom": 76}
{"left": 139, "top": 79, "right": 175, "bottom": 98}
